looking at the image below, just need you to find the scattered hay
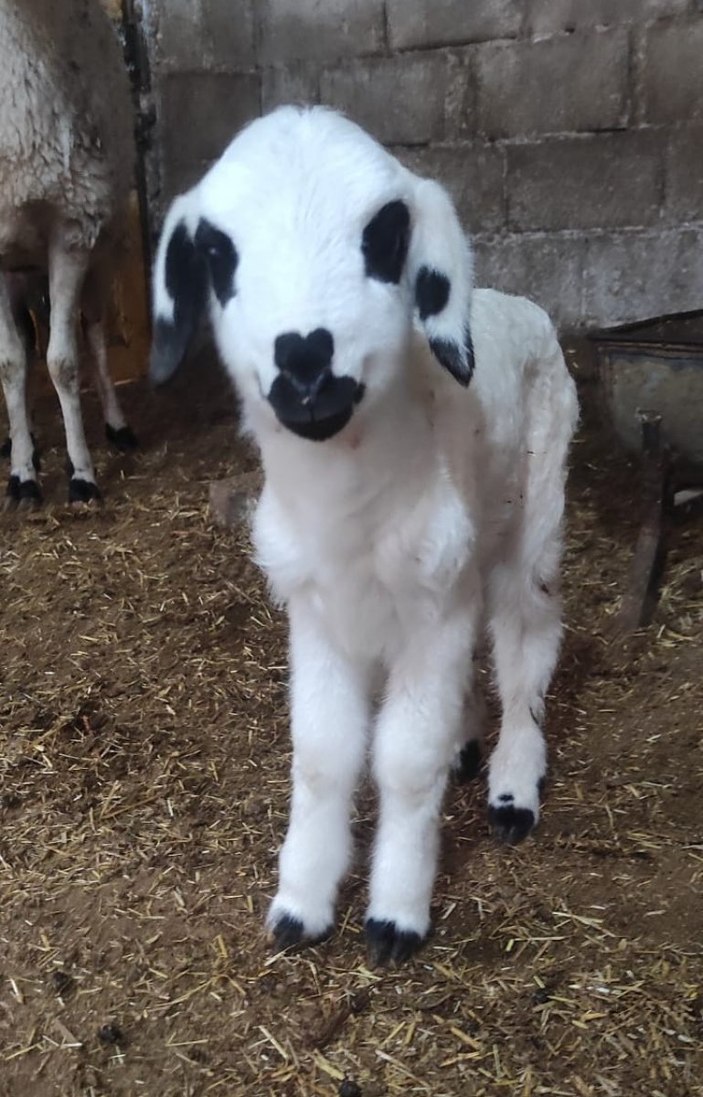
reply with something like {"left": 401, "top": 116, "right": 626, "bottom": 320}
{"left": 1, "top": 351, "right": 701, "bottom": 1096}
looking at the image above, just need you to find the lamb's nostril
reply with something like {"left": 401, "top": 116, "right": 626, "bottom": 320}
{"left": 305, "top": 328, "right": 334, "bottom": 366}
{"left": 274, "top": 332, "right": 306, "bottom": 374}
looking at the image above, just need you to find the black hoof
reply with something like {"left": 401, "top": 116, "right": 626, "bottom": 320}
{"left": 5, "top": 475, "right": 42, "bottom": 509}
{"left": 454, "top": 740, "right": 482, "bottom": 783}
{"left": 106, "top": 424, "right": 138, "bottom": 452}
{"left": 365, "top": 919, "right": 424, "bottom": 966}
{"left": 68, "top": 478, "right": 102, "bottom": 505}
{"left": 488, "top": 804, "right": 535, "bottom": 846}
{"left": 270, "top": 914, "right": 331, "bottom": 953}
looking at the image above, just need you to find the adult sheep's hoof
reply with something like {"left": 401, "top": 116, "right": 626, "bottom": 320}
{"left": 68, "top": 478, "right": 103, "bottom": 505}
{"left": 5, "top": 475, "right": 42, "bottom": 510}
{"left": 365, "top": 919, "right": 424, "bottom": 966}
{"left": 488, "top": 802, "right": 536, "bottom": 845}
{"left": 269, "top": 913, "right": 331, "bottom": 953}
{"left": 106, "top": 424, "right": 138, "bottom": 452}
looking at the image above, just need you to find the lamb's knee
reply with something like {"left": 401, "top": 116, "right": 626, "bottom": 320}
{"left": 47, "top": 355, "right": 79, "bottom": 392}
{"left": 374, "top": 741, "right": 448, "bottom": 805}
{"left": 292, "top": 747, "right": 355, "bottom": 801}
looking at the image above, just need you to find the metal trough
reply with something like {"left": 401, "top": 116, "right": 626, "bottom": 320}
{"left": 590, "top": 311, "right": 703, "bottom": 630}
{"left": 592, "top": 310, "right": 703, "bottom": 479}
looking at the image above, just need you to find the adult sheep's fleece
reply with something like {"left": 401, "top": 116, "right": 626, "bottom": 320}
{"left": 0, "top": 0, "right": 137, "bottom": 507}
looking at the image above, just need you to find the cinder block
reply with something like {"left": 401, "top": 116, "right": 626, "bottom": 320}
{"left": 583, "top": 228, "right": 703, "bottom": 326}
{"left": 160, "top": 72, "right": 260, "bottom": 170}
{"left": 259, "top": 0, "right": 385, "bottom": 64}
{"left": 394, "top": 143, "right": 506, "bottom": 235}
{"left": 262, "top": 63, "right": 320, "bottom": 112}
{"left": 202, "top": 0, "right": 256, "bottom": 69}
{"left": 154, "top": 0, "right": 255, "bottom": 72}
{"left": 153, "top": 0, "right": 202, "bottom": 70}
{"left": 473, "top": 233, "right": 586, "bottom": 330}
{"left": 507, "top": 132, "right": 663, "bottom": 232}
{"left": 209, "top": 471, "right": 263, "bottom": 529}
{"left": 476, "top": 28, "right": 629, "bottom": 138}
{"left": 387, "top": 0, "right": 522, "bottom": 51}
{"left": 527, "top": 0, "right": 689, "bottom": 37}
{"left": 320, "top": 54, "right": 451, "bottom": 145}
{"left": 642, "top": 20, "right": 703, "bottom": 124}
{"left": 444, "top": 50, "right": 478, "bottom": 140}
{"left": 664, "top": 126, "right": 703, "bottom": 223}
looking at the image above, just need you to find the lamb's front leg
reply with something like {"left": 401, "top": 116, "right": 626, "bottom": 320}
{"left": 367, "top": 609, "right": 476, "bottom": 965}
{"left": 267, "top": 597, "right": 370, "bottom": 950}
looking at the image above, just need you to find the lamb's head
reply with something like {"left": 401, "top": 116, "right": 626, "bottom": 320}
{"left": 150, "top": 106, "right": 474, "bottom": 442}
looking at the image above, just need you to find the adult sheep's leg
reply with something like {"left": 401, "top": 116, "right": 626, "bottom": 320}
{"left": 267, "top": 597, "right": 371, "bottom": 949}
{"left": 367, "top": 605, "right": 477, "bottom": 964}
{"left": 2, "top": 274, "right": 44, "bottom": 467}
{"left": 486, "top": 562, "right": 563, "bottom": 845}
{"left": 82, "top": 267, "right": 137, "bottom": 452}
{"left": 46, "top": 239, "right": 100, "bottom": 502}
{"left": 0, "top": 276, "right": 40, "bottom": 507}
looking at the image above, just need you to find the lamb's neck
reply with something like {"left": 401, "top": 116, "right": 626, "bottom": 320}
{"left": 255, "top": 381, "right": 436, "bottom": 513}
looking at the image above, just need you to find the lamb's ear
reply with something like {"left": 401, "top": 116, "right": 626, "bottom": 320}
{"left": 149, "top": 192, "right": 208, "bottom": 386}
{"left": 408, "top": 177, "right": 474, "bottom": 387}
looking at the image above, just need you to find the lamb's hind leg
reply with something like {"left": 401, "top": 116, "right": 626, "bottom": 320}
{"left": 453, "top": 680, "right": 488, "bottom": 782}
{"left": 46, "top": 238, "right": 100, "bottom": 503}
{"left": 0, "top": 276, "right": 40, "bottom": 508}
{"left": 82, "top": 265, "right": 137, "bottom": 452}
{"left": 487, "top": 563, "right": 562, "bottom": 844}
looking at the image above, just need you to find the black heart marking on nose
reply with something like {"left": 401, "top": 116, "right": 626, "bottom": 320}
{"left": 274, "top": 329, "right": 334, "bottom": 385}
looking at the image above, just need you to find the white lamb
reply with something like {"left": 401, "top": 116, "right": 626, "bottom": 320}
{"left": 0, "top": 0, "right": 137, "bottom": 508}
{"left": 150, "top": 106, "right": 579, "bottom": 964}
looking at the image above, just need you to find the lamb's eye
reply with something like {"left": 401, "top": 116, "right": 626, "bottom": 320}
{"left": 195, "top": 219, "right": 238, "bottom": 306}
{"left": 361, "top": 200, "right": 410, "bottom": 285}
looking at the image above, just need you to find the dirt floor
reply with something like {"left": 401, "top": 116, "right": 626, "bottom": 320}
{"left": 1, "top": 346, "right": 702, "bottom": 1097}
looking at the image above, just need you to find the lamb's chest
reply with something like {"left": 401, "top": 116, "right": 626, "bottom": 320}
{"left": 253, "top": 480, "right": 470, "bottom": 660}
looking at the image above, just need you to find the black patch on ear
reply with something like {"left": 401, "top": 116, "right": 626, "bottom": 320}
{"left": 362, "top": 200, "right": 410, "bottom": 284}
{"left": 165, "top": 221, "right": 207, "bottom": 326}
{"left": 150, "top": 316, "right": 194, "bottom": 387}
{"left": 416, "top": 267, "right": 450, "bottom": 320}
{"left": 150, "top": 219, "right": 209, "bottom": 386}
{"left": 429, "top": 326, "right": 475, "bottom": 388}
{"left": 195, "top": 219, "right": 238, "bottom": 307}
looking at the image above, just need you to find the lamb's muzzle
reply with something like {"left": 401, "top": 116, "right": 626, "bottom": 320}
{"left": 268, "top": 329, "right": 364, "bottom": 441}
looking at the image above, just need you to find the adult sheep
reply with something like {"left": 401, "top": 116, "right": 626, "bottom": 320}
{"left": 150, "top": 106, "right": 579, "bottom": 964}
{"left": 0, "top": 0, "right": 137, "bottom": 508}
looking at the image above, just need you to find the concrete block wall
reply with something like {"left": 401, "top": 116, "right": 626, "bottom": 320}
{"left": 138, "top": 0, "right": 703, "bottom": 331}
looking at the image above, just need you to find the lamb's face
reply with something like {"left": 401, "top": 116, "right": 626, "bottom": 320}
{"left": 151, "top": 107, "right": 475, "bottom": 443}
{"left": 199, "top": 155, "right": 417, "bottom": 442}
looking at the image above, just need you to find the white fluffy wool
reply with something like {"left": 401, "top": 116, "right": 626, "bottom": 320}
{"left": 151, "top": 106, "right": 579, "bottom": 961}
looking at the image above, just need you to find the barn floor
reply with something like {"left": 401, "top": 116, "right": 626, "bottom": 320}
{"left": 1, "top": 347, "right": 702, "bottom": 1097}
